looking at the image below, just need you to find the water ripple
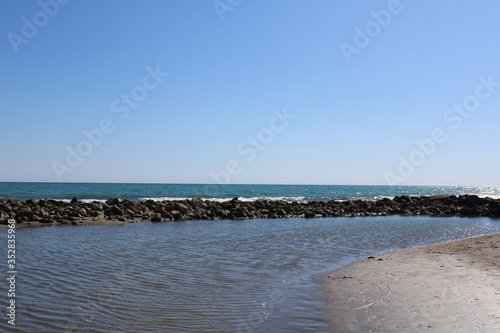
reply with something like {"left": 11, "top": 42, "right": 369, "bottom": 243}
{"left": 1, "top": 216, "right": 499, "bottom": 332}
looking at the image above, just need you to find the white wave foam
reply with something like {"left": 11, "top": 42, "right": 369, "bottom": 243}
{"left": 138, "top": 197, "right": 195, "bottom": 202}
{"left": 138, "top": 196, "right": 308, "bottom": 203}
{"left": 238, "top": 196, "right": 307, "bottom": 202}
{"left": 56, "top": 199, "right": 107, "bottom": 203}
{"left": 40, "top": 193, "right": 500, "bottom": 204}
{"left": 372, "top": 195, "right": 395, "bottom": 200}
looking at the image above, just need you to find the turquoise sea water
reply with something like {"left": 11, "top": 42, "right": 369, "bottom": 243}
{"left": 0, "top": 182, "right": 499, "bottom": 201}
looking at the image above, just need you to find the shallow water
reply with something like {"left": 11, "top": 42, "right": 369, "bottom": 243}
{"left": 1, "top": 216, "right": 499, "bottom": 332}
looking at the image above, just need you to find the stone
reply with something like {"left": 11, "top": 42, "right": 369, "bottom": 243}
{"left": 15, "top": 209, "right": 36, "bottom": 219}
{"left": 105, "top": 206, "right": 123, "bottom": 216}
{"left": 26, "top": 199, "right": 37, "bottom": 206}
{"left": 170, "top": 210, "right": 184, "bottom": 221}
{"left": 121, "top": 200, "right": 135, "bottom": 207}
{"left": 89, "top": 211, "right": 103, "bottom": 218}
{"left": 0, "top": 194, "right": 497, "bottom": 226}
{"left": 463, "top": 195, "right": 484, "bottom": 206}
{"left": 0, "top": 204, "right": 12, "bottom": 212}
{"left": 174, "top": 203, "right": 189, "bottom": 214}
{"left": 487, "top": 202, "right": 500, "bottom": 216}
{"left": 70, "top": 197, "right": 82, "bottom": 204}
{"left": 460, "top": 206, "right": 477, "bottom": 216}
{"left": 0, "top": 211, "right": 10, "bottom": 223}
{"left": 190, "top": 197, "right": 206, "bottom": 208}
{"left": 106, "top": 198, "right": 121, "bottom": 205}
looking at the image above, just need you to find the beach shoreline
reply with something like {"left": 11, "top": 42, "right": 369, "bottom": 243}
{"left": 1, "top": 194, "right": 500, "bottom": 228}
{"left": 322, "top": 233, "right": 500, "bottom": 332}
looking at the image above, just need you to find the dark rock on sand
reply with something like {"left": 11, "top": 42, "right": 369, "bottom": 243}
{"left": 151, "top": 213, "right": 162, "bottom": 222}
{"left": 104, "top": 206, "right": 124, "bottom": 217}
{"left": 106, "top": 198, "right": 121, "bottom": 205}
{"left": 0, "top": 203, "right": 12, "bottom": 212}
{"left": 487, "top": 202, "right": 500, "bottom": 216}
{"left": 1, "top": 194, "right": 499, "bottom": 227}
{"left": 15, "top": 209, "right": 36, "bottom": 219}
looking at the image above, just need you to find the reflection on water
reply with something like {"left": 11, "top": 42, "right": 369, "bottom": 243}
{"left": 1, "top": 216, "right": 499, "bottom": 332}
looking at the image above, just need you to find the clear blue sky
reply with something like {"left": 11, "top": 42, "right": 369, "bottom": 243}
{"left": 1, "top": 0, "right": 499, "bottom": 186}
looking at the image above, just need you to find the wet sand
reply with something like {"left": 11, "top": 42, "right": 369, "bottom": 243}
{"left": 323, "top": 233, "right": 500, "bottom": 332}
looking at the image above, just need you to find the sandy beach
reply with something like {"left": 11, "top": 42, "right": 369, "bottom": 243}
{"left": 323, "top": 233, "right": 500, "bottom": 332}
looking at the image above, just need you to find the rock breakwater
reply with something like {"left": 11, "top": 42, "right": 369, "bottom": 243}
{"left": 1, "top": 195, "right": 499, "bottom": 226}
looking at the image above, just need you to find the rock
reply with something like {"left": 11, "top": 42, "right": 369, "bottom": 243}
{"left": 106, "top": 198, "right": 121, "bottom": 205}
{"left": 477, "top": 208, "right": 490, "bottom": 216}
{"left": 105, "top": 206, "right": 123, "bottom": 216}
{"left": 174, "top": 203, "right": 189, "bottom": 214}
{"left": 0, "top": 203, "right": 12, "bottom": 212}
{"left": 215, "top": 209, "right": 230, "bottom": 218}
{"left": 7, "top": 199, "right": 21, "bottom": 207}
{"left": 152, "top": 209, "right": 170, "bottom": 219}
{"left": 15, "top": 209, "right": 36, "bottom": 219}
{"left": 0, "top": 211, "right": 11, "bottom": 223}
{"left": 151, "top": 213, "right": 162, "bottom": 222}
{"left": 43, "top": 199, "right": 60, "bottom": 206}
{"left": 230, "top": 208, "right": 244, "bottom": 217}
{"left": 0, "top": 194, "right": 498, "bottom": 226}
{"left": 487, "top": 202, "right": 500, "bottom": 216}
{"left": 394, "top": 196, "right": 412, "bottom": 203}
{"left": 170, "top": 210, "right": 184, "bottom": 221}
{"left": 70, "top": 197, "right": 82, "bottom": 204}
{"left": 89, "top": 211, "right": 104, "bottom": 218}
{"left": 26, "top": 199, "right": 38, "bottom": 206}
{"left": 460, "top": 206, "right": 477, "bottom": 216}
{"left": 124, "top": 208, "right": 136, "bottom": 216}
{"left": 190, "top": 198, "right": 206, "bottom": 208}
{"left": 121, "top": 200, "right": 135, "bottom": 207}
{"left": 429, "top": 195, "right": 455, "bottom": 205}
{"left": 463, "top": 195, "right": 485, "bottom": 206}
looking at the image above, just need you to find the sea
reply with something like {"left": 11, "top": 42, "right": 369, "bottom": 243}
{"left": 1, "top": 182, "right": 499, "bottom": 202}
{"left": 1, "top": 183, "right": 500, "bottom": 332}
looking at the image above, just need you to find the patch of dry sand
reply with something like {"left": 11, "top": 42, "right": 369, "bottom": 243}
{"left": 323, "top": 233, "right": 500, "bottom": 332}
